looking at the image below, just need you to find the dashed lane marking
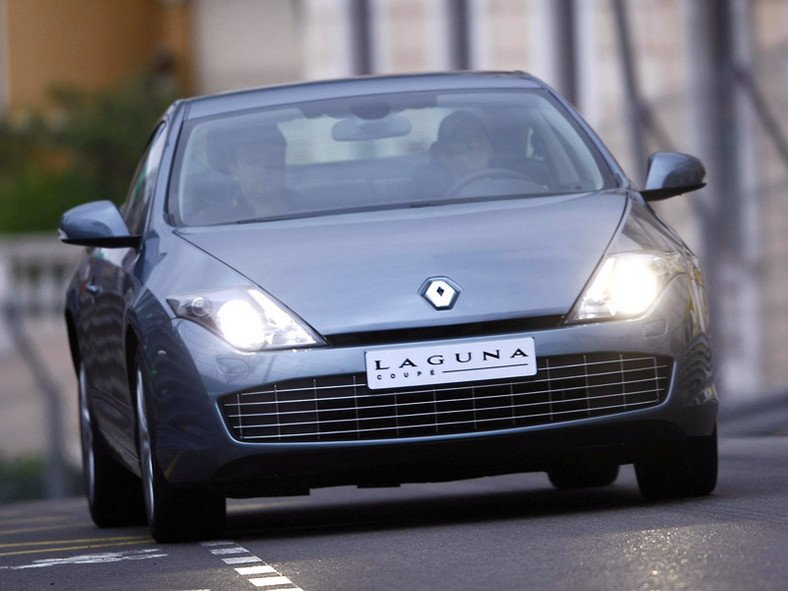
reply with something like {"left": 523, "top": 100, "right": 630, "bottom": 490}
{"left": 223, "top": 555, "right": 264, "bottom": 565}
{"left": 235, "top": 565, "right": 277, "bottom": 576}
{"left": 201, "top": 541, "right": 304, "bottom": 590}
{"left": 249, "top": 575, "right": 296, "bottom": 588}
{"left": 210, "top": 546, "right": 251, "bottom": 555}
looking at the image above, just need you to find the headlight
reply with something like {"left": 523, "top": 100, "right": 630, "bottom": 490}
{"left": 568, "top": 252, "right": 685, "bottom": 322}
{"left": 167, "top": 288, "right": 324, "bottom": 351}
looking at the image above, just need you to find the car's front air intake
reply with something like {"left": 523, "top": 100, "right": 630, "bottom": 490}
{"left": 219, "top": 353, "right": 671, "bottom": 443}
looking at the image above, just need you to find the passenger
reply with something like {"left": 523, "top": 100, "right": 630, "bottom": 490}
{"left": 188, "top": 124, "right": 296, "bottom": 225}
{"left": 226, "top": 125, "right": 297, "bottom": 219}
{"left": 414, "top": 111, "right": 495, "bottom": 197}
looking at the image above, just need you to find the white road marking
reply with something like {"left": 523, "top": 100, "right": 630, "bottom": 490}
{"left": 202, "top": 541, "right": 303, "bottom": 589}
{"left": 3, "top": 548, "right": 166, "bottom": 570}
{"left": 236, "top": 565, "right": 277, "bottom": 575}
{"left": 223, "top": 555, "right": 262, "bottom": 565}
{"left": 250, "top": 575, "right": 301, "bottom": 588}
{"left": 201, "top": 540, "right": 236, "bottom": 547}
{"left": 210, "top": 546, "right": 249, "bottom": 555}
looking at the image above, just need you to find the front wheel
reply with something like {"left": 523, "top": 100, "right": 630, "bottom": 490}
{"left": 134, "top": 358, "right": 226, "bottom": 543}
{"left": 635, "top": 428, "right": 718, "bottom": 500}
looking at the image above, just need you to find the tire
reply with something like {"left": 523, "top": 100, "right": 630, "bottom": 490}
{"left": 134, "top": 357, "right": 226, "bottom": 543}
{"left": 635, "top": 428, "right": 718, "bottom": 500}
{"left": 78, "top": 363, "right": 145, "bottom": 527}
{"left": 548, "top": 462, "right": 620, "bottom": 489}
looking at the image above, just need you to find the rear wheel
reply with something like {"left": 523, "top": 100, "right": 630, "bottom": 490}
{"left": 548, "top": 461, "right": 620, "bottom": 489}
{"left": 635, "top": 428, "right": 718, "bottom": 500}
{"left": 78, "top": 363, "right": 145, "bottom": 527}
{"left": 134, "top": 357, "right": 226, "bottom": 543}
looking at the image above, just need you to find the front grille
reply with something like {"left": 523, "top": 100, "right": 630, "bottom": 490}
{"left": 219, "top": 353, "right": 672, "bottom": 443}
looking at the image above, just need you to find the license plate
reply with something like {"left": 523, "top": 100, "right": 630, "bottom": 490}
{"left": 365, "top": 336, "right": 537, "bottom": 390}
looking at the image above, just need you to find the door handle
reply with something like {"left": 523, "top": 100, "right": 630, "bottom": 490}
{"left": 85, "top": 283, "right": 100, "bottom": 295}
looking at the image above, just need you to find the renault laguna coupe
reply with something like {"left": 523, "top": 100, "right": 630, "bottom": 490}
{"left": 60, "top": 72, "right": 717, "bottom": 542}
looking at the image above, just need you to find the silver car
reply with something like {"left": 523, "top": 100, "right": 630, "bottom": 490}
{"left": 60, "top": 72, "right": 717, "bottom": 543}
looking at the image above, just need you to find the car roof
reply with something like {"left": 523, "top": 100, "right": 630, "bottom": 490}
{"left": 182, "top": 71, "right": 547, "bottom": 120}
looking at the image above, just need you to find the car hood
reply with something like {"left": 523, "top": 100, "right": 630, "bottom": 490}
{"left": 175, "top": 191, "right": 628, "bottom": 336}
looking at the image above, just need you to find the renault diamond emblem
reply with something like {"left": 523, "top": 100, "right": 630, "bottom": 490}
{"left": 420, "top": 277, "right": 461, "bottom": 310}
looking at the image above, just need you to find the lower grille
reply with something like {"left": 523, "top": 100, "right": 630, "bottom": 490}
{"left": 219, "top": 353, "right": 672, "bottom": 443}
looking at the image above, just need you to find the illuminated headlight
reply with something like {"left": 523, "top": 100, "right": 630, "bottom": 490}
{"left": 167, "top": 288, "right": 324, "bottom": 351}
{"left": 568, "top": 252, "right": 684, "bottom": 322}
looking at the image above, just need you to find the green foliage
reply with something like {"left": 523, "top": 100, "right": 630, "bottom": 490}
{"left": 0, "top": 455, "right": 47, "bottom": 502}
{"left": 0, "top": 70, "right": 179, "bottom": 234}
{"left": 0, "top": 168, "right": 96, "bottom": 234}
{"left": 0, "top": 455, "right": 83, "bottom": 503}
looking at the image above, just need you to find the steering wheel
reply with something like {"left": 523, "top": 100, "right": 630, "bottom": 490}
{"left": 443, "top": 167, "right": 541, "bottom": 198}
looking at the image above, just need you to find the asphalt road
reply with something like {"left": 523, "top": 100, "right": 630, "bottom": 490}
{"left": 1, "top": 436, "right": 786, "bottom": 591}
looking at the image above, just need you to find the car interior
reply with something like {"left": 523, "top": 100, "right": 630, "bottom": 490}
{"left": 170, "top": 91, "right": 611, "bottom": 227}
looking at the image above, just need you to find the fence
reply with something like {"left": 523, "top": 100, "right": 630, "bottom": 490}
{"left": 0, "top": 234, "right": 82, "bottom": 498}
{"left": 0, "top": 234, "right": 80, "bottom": 353}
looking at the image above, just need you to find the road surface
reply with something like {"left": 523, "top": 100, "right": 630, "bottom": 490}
{"left": 1, "top": 436, "right": 786, "bottom": 590}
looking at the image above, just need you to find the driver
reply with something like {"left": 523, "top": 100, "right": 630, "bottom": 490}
{"left": 434, "top": 110, "right": 494, "bottom": 180}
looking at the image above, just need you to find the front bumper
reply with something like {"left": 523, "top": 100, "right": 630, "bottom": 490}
{"left": 142, "top": 274, "right": 717, "bottom": 495}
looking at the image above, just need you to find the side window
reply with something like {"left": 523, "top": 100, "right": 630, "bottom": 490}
{"left": 122, "top": 123, "right": 167, "bottom": 234}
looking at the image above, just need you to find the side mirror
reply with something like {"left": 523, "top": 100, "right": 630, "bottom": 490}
{"left": 640, "top": 152, "right": 706, "bottom": 201}
{"left": 59, "top": 200, "right": 141, "bottom": 248}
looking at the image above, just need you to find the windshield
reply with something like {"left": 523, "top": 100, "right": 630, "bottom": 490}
{"left": 169, "top": 89, "right": 615, "bottom": 226}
